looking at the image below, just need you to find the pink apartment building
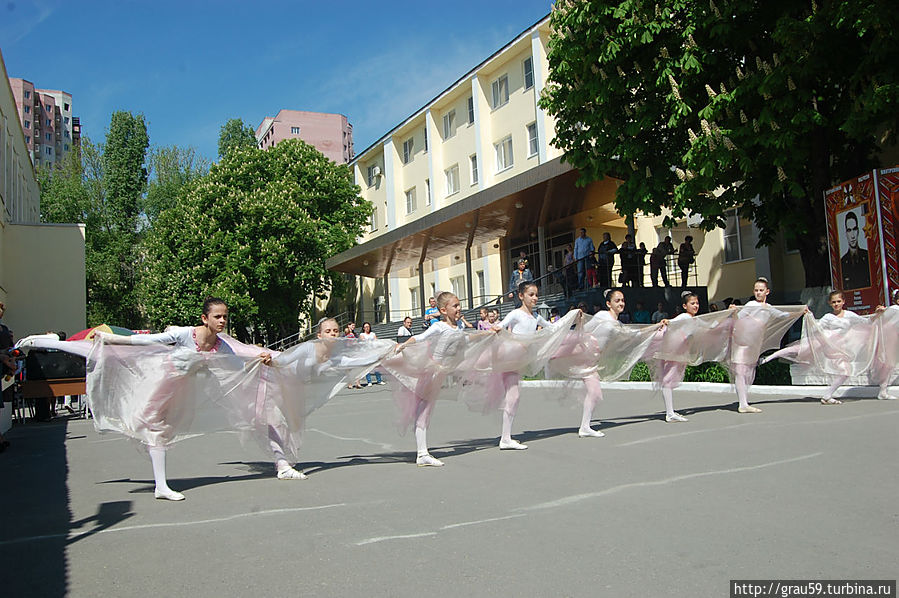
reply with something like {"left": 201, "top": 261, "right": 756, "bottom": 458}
{"left": 8, "top": 77, "right": 78, "bottom": 168}
{"left": 255, "top": 109, "right": 354, "bottom": 163}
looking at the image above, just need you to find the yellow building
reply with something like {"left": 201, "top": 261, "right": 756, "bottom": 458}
{"left": 1, "top": 49, "right": 86, "bottom": 339}
{"left": 327, "top": 14, "right": 807, "bottom": 322}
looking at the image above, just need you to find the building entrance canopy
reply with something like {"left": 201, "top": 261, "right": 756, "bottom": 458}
{"left": 327, "top": 157, "right": 625, "bottom": 278}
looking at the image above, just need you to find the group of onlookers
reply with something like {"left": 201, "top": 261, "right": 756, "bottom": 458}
{"left": 564, "top": 229, "right": 697, "bottom": 290}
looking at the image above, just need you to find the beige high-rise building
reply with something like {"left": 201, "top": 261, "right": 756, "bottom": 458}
{"left": 256, "top": 110, "right": 354, "bottom": 164}
{"left": 7, "top": 77, "right": 79, "bottom": 168}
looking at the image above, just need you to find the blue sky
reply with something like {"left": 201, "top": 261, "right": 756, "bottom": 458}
{"left": 2, "top": 0, "right": 554, "bottom": 163}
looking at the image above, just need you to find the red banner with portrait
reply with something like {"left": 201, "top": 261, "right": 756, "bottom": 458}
{"left": 824, "top": 171, "right": 886, "bottom": 313}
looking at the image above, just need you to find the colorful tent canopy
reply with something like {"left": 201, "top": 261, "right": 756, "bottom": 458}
{"left": 67, "top": 325, "right": 135, "bottom": 341}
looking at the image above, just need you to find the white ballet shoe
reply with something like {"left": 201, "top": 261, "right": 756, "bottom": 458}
{"left": 499, "top": 439, "right": 528, "bottom": 450}
{"left": 277, "top": 467, "right": 308, "bottom": 480}
{"left": 738, "top": 405, "right": 762, "bottom": 413}
{"left": 665, "top": 412, "right": 688, "bottom": 422}
{"left": 578, "top": 427, "right": 605, "bottom": 438}
{"left": 416, "top": 454, "right": 444, "bottom": 467}
{"left": 820, "top": 397, "right": 842, "bottom": 405}
{"left": 154, "top": 488, "right": 185, "bottom": 501}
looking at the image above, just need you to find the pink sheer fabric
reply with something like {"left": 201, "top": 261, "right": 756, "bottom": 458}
{"left": 17, "top": 332, "right": 394, "bottom": 460}
{"left": 770, "top": 311, "right": 879, "bottom": 380}
{"left": 650, "top": 311, "right": 734, "bottom": 389}
{"left": 873, "top": 306, "right": 899, "bottom": 388}
{"left": 462, "top": 309, "right": 579, "bottom": 413}
{"left": 379, "top": 324, "right": 494, "bottom": 430}
{"left": 583, "top": 313, "right": 659, "bottom": 381}
{"left": 726, "top": 304, "right": 806, "bottom": 386}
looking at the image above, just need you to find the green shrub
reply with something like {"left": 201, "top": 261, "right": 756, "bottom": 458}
{"left": 754, "top": 358, "right": 792, "bottom": 385}
{"left": 626, "top": 359, "right": 791, "bottom": 385}
{"left": 628, "top": 362, "right": 651, "bottom": 381}
{"left": 683, "top": 362, "right": 730, "bottom": 383}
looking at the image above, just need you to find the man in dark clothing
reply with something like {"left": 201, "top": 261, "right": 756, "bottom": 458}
{"left": 596, "top": 233, "right": 617, "bottom": 289}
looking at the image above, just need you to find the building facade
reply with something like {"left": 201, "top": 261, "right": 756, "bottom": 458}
{"left": 256, "top": 109, "right": 354, "bottom": 164}
{"left": 327, "top": 14, "right": 808, "bottom": 324}
{"left": 7, "top": 78, "right": 78, "bottom": 168}
{"left": 1, "top": 50, "right": 86, "bottom": 346}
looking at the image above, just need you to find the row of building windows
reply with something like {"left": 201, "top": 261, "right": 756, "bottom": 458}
{"left": 395, "top": 57, "right": 537, "bottom": 167}
{"left": 366, "top": 120, "right": 539, "bottom": 214}
{"left": 407, "top": 270, "right": 487, "bottom": 311}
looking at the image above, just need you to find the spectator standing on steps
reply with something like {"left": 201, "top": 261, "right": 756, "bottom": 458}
{"left": 573, "top": 228, "right": 595, "bottom": 290}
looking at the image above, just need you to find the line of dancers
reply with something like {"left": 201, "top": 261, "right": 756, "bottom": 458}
{"left": 17, "top": 282, "right": 899, "bottom": 500}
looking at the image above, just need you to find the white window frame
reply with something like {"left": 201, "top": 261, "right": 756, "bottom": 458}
{"left": 423, "top": 127, "right": 428, "bottom": 152}
{"left": 494, "top": 135, "right": 513, "bottom": 172}
{"left": 443, "top": 109, "right": 456, "bottom": 140}
{"left": 444, "top": 164, "right": 460, "bottom": 197}
{"left": 723, "top": 208, "right": 756, "bottom": 263}
{"left": 527, "top": 122, "right": 538, "bottom": 157}
{"left": 491, "top": 74, "right": 509, "bottom": 109}
{"left": 367, "top": 164, "right": 378, "bottom": 187}
{"left": 405, "top": 187, "right": 417, "bottom": 214}
{"left": 524, "top": 57, "right": 534, "bottom": 90}
{"left": 470, "top": 154, "right": 479, "bottom": 185}
{"left": 410, "top": 288, "right": 420, "bottom": 312}
{"left": 467, "top": 96, "right": 475, "bottom": 124}
{"left": 290, "top": 126, "right": 300, "bottom": 134}
{"left": 402, "top": 137, "right": 414, "bottom": 164}
{"left": 450, "top": 276, "right": 466, "bottom": 300}
{"left": 425, "top": 179, "right": 431, "bottom": 206}
{"left": 476, "top": 270, "right": 486, "bottom": 298}
{"left": 370, "top": 206, "right": 378, "bottom": 232}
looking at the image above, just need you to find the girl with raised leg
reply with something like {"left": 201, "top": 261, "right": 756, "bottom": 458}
{"left": 92, "top": 297, "right": 271, "bottom": 501}
{"left": 763, "top": 290, "right": 876, "bottom": 404}
{"left": 97, "top": 298, "right": 277, "bottom": 499}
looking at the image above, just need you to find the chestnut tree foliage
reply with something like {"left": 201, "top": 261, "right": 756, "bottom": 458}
{"left": 139, "top": 139, "right": 371, "bottom": 342}
{"left": 540, "top": 0, "right": 899, "bottom": 286}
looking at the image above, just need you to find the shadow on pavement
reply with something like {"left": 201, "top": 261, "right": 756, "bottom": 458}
{"left": 0, "top": 417, "right": 73, "bottom": 595}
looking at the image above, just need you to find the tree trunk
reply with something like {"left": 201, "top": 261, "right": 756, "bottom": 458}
{"left": 799, "top": 127, "right": 836, "bottom": 288}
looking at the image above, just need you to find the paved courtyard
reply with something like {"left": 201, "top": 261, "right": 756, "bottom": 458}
{"left": 2, "top": 383, "right": 897, "bottom": 597}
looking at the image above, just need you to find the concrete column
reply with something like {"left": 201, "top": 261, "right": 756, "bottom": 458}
{"left": 537, "top": 225, "right": 547, "bottom": 279}
{"left": 382, "top": 139, "right": 397, "bottom": 230}
{"left": 530, "top": 29, "right": 548, "bottom": 165}
{"left": 418, "top": 267, "right": 426, "bottom": 319}
{"left": 470, "top": 74, "right": 489, "bottom": 190}
{"left": 425, "top": 108, "right": 438, "bottom": 212}
{"left": 465, "top": 247, "right": 474, "bottom": 309}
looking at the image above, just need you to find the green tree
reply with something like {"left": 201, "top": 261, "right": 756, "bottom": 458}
{"left": 143, "top": 145, "right": 209, "bottom": 226}
{"left": 217, "top": 118, "right": 257, "bottom": 161}
{"left": 540, "top": 0, "right": 899, "bottom": 287}
{"left": 87, "top": 111, "right": 149, "bottom": 327}
{"left": 37, "top": 150, "right": 88, "bottom": 223}
{"left": 139, "top": 139, "right": 371, "bottom": 342}
{"left": 40, "top": 113, "right": 150, "bottom": 327}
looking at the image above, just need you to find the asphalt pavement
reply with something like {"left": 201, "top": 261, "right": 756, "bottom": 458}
{"left": 2, "top": 382, "right": 897, "bottom": 597}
